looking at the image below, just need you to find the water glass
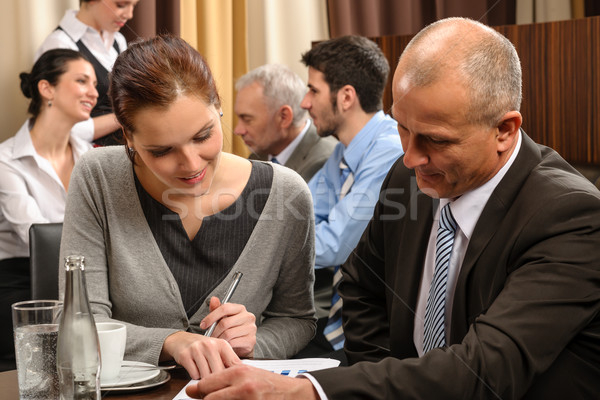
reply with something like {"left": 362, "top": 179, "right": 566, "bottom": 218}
{"left": 12, "top": 300, "right": 62, "bottom": 400}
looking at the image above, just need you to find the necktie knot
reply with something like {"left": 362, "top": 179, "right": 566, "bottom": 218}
{"left": 438, "top": 203, "right": 458, "bottom": 233}
{"left": 339, "top": 158, "right": 349, "bottom": 170}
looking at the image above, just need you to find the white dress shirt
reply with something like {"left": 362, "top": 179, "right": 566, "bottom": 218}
{"left": 0, "top": 120, "right": 93, "bottom": 260}
{"left": 35, "top": 9, "right": 128, "bottom": 143}
{"left": 35, "top": 9, "right": 126, "bottom": 71}
{"left": 413, "top": 131, "right": 522, "bottom": 355}
{"left": 268, "top": 120, "right": 311, "bottom": 165}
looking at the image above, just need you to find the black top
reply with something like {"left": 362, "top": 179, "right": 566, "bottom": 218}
{"left": 135, "top": 161, "right": 273, "bottom": 317}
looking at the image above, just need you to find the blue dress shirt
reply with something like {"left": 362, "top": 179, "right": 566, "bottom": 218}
{"left": 308, "top": 111, "right": 404, "bottom": 268}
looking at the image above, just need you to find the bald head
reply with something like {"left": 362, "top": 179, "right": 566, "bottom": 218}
{"left": 396, "top": 18, "right": 522, "bottom": 127}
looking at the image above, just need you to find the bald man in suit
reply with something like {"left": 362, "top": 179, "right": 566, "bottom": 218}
{"left": 187, "top": 17, "right": 600, "bottom": 400}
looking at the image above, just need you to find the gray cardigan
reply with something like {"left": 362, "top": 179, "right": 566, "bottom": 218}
{"left": 59, "top": 147, "right": 316, "bottom": 365}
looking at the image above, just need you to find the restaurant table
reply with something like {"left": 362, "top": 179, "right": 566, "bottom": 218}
{"left": 0, "top": 368, "right": 193, "bottom": 399}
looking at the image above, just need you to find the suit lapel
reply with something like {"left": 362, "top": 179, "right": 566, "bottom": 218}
{"left": 390, "top": 171, "right": 437, "bottom": 357}
{"left": 285, "top": 124, "right": 319, "bottom": 170}
{"left": 451, "top": 132, "right": 542, "bottom": 338}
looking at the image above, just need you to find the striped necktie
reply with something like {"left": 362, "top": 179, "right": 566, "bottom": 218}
{"left": 338, "top": 158, "right": 354, "bottom": 199}
{"left": 423, "top": 203, "right": 457, "bottom": 354}
{"left": 323, "top": 158, "right": 354, "bottom": 350}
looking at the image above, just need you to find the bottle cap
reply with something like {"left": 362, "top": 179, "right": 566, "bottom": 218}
{"left": 64, "top": 255, "right": 86, "bottom": 271}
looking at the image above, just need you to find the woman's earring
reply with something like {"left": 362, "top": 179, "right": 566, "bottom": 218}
{"left": 219, "top": 111, "right": 224, "bottom": 117}
{"left": 126, "top": 146, "right": 136, "bottom": 160}
{"left": 48, "top": 100, "right": 52, "bottom": 108}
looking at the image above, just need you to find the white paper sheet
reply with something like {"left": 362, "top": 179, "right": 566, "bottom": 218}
{"left": 173, "top": 358, "right": 341, "bottom": 399}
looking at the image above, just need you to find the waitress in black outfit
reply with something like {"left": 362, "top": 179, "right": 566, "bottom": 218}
{"left": 35, "top": 0, "right": 140, "bottom": 145}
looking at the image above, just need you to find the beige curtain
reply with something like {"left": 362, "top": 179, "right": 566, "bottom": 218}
{"left": 246, "top": 0, "right": 329, "bottom": 83}
{"left": 572, "top": 0, "right": 584, "bottom": 18}
{"left": 1, "top": 0, "right": 78, "bottom": 142}
{"left": 180, "top": 0, "right": 329, "bottom": 156}
{"left": 181, "top": 0, "right": 249, "bottom": 156}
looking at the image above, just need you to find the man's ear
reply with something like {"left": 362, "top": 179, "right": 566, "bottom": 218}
{"left": 278, "top": 105, "right": 294, "bottom": 129}
{"left": 496, "top": 111, "right": 522, "bottom": 153}
{"left": 337, "top": 84, "right": 357, "bottom": 112}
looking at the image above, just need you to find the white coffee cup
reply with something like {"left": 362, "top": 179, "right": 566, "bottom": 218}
{"left": 96, "top": 322, "right": 127, "bottom": 383}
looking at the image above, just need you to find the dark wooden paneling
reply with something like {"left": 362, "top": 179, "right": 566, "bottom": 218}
{"left": 373, "top": 16, "right": 600, "bottom": 165}
{"left": 371, "top": 35, "right": 412, "bottom": 117}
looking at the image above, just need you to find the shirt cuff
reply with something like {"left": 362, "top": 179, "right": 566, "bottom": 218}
{"left": 298, "top": 373, "right": 328, "bottom": 400}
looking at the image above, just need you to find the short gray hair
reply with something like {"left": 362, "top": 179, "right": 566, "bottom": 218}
{"left": 401, "top": 17, "right": 522, "bottom": 127}
{"left": 235, "top": 64, "right": 308, "bottom": 127}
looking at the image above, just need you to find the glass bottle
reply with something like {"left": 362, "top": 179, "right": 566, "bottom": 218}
{"left": 57, "top": 255, "right": 101, "bottom": 399}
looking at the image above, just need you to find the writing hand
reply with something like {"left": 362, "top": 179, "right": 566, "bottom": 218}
{"left": 161, "top": 331, "right": 240, "bottom": 380}
{"left": 200, "top": 297, "right": 257, "bottom": 358}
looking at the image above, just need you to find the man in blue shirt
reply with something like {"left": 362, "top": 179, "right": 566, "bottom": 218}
{"left": 295, "top": 35, "right": 404, "bottom": 360}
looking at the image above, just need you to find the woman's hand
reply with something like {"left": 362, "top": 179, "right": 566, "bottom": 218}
{"left": 200, "top": 297, "right": 257, "bottom": 358}
{"left": 161, "top": 331, "right": 241, "bottom": 379}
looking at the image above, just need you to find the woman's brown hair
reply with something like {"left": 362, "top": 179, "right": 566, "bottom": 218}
{"left": 109, "top": 34, "right": 221, "bottom": 161}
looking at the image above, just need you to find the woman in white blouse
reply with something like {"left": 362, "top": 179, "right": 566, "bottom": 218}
{"left": 0, "top": 49, "right": 96, "bottom": 366}
{"left": 36, "top": 0, "right": 139, "bottom": 145}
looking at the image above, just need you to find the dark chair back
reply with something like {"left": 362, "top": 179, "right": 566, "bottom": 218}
{"left": 29, "top": 223, "right": 63, "bottom": 300}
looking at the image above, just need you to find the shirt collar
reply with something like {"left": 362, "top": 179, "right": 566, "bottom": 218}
{"left": 61, "top": 10, "right": 89, "bottom": 42}
{"left": 342, "top": 110, "right": 386, "bottom": 173}
{"left": 62, "top": 9, "right": 116, "bottom": 50}
{"left": 269, "top": 119, "right": 310, "bottom": 164}
{"left": 443, "top": 130, "right": 522, "bottom": 239}
{"left": 12, "top": 119, "right": 92, "bottom": 164}
{"left": 12, "top": 120, "right": 38, "bottom": 160}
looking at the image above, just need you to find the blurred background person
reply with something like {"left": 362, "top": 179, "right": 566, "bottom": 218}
{"left": 295, "top": 35, "right": 403, "bottom": 361}
{"left": 0, "top": 48, "right": 97, "bottom": 369}
{"left": 36, "top": 0, "right": 139, "bottom": 146}
{"left": 234, "top": 63, "right": 336, "bottom": 182}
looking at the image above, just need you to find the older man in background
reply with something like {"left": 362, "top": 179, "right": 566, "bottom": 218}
{"left": 234, "top": 64, "right": 336, "bottom": 182}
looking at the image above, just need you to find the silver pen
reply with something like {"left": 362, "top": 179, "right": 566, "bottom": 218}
{"left": 204, "top": 271, "right": 243, "bottom": 337}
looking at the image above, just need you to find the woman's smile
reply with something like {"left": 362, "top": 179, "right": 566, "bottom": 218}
{"left": 179, "top": 168, "right": 207, "bottom": 185}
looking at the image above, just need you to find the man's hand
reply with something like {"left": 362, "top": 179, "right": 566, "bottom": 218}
{"left": 186, "top": 364, "right": 320, "bottom": 399}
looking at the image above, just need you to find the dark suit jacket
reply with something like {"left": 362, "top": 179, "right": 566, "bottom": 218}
{"left": 250, "top": 123, "right": 336, "bottom": 182}
{"left": 311, "top": 133, "right": 600, "bottom": 399}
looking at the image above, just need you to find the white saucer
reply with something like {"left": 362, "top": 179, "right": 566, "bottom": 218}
{"left": 100, "top": 361, "right": 160, "bottom": 388}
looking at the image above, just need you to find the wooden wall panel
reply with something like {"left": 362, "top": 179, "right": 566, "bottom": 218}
{"left": 372, "top": 16, "right": 600, "bottom": 165}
